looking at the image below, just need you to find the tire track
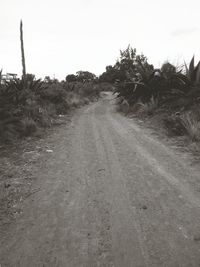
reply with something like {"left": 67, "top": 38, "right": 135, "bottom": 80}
{"left": 104, "top": 103, "right": 200, "bottom": 266}
{"left": 91, "top": 105, "right": 150, "bottom": 267}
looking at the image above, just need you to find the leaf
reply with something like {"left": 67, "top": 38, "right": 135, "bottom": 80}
{"left": 184, "top": 61, "right": 189, "bottom": 78}
{"left": 194, "top": 61, "right": 200, "bottom": 84}
{"left": 189, "top": 56, "right": 195, "bottom": 80}
{"left": 0, "top": 69, "right": 2, "bottom": 85}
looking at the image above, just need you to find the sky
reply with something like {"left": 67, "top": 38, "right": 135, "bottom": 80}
{"left": 1, "top": 0, "right": 200, "bottom": 80}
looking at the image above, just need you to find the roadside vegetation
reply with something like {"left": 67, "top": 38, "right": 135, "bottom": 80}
{"left": 99, "top": 45, "right": 200, "bottom": 149}
{"left": 0, "top": 21, "right": 102, "bottom": 143}
{"left": 0, "top": 72, "right": 102, "bottom": 143}
{"left": 0, "top": 21, "right": 105, "bottom": 225}
{"left": 1, "top": 21, "right": 200, "bottom": 146}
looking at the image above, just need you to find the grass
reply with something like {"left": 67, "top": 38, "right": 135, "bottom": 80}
{"left": 116, "top": 96, "right": 159, "bottom": 117}
{"left": 117, "top": 96, "right": 200, "bottom": 157}
{"left": 161, "top": 107, "right": 200, "bottom": 142}
{"left": 180, "top": 112, "right": 200, "bottom": 141}
{"left": 136, "top": 97, "right": 158, "bottom": 117}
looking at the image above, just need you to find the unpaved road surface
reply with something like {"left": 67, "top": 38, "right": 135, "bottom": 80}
{"left": 1, "top": 93, "right": 200, "bottom": 267}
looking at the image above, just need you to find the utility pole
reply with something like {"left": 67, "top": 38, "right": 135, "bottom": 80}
{"left": 20, "top": 20, "right": 26, "bottom": 78}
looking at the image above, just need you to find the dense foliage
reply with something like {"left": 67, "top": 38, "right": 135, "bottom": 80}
{"left": 100, "top": 45, "right": 200, "bottom": 140}
{"left": 0, "top": 73, "right": 101, "bottom": 142}
{"left": 100, "top": 45, "right": 200, "bottom": 110}
{"left": 66, "top": 71, "right": 96, "bottom": 83}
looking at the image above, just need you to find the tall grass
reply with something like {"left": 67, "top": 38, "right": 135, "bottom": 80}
{"left": 180, "top": 112, "right": 200, "bottom": 141}
{"left": 136, "top": 97, "right": 158, "bottom": 116}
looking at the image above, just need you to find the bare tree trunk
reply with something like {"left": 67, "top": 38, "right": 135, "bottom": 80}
{"left": 20, "top": 20, "right": 26, "bottom": 78}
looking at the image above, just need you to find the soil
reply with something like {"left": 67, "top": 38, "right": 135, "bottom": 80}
{"left": 1, "top": 92, "right": 200, "bottom": 266}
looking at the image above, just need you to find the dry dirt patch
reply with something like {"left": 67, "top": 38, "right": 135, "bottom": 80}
{"left": 0, "top": 115, "right": 71, "bottom": 229}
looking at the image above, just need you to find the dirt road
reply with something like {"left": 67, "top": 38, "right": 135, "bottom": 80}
{"left": 1, "top": 92, "right": 200, "bottom": 267}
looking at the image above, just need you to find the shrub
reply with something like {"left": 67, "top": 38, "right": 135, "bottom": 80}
{"left": 21, "top": 117, "right": 37, "bottom": 136}
{"left": 163, "top": 109, "right": 200, "bottom": 140}
{"left": 180, "top": 112, "right": 200, "bottom": 141}
{"left": 137, "top": 97, "right": 158, "bottom": 116}
{"left": 0, "top": 75, "right": 101, "bottom": 142}
{"left": 0, "top": 117, "right": 21, "bottom": 142}
{"left": 163, "top": 114, "right": 186, "bottom": 136}
{"left": 66, "top": 74, "right": 77, "bottom": 82}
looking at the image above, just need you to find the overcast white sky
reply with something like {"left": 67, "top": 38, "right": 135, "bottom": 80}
{"left": 1, "top": 0, "right": 200, "bottom": 80}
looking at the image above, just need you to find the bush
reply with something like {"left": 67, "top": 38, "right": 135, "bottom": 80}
{"left": 0, "top": 76, "right": 101, "bottom": 142}
{"left": 163, "top": 109, "right": 200, "bottom": 141}
{"left": 180, "top": 112, "right": 200, "bottom": 141}
{"left": 21, "top": 117, "right": 37, "bottom": 136}
{"left": 0, "top": 117, "right": 21, "bottom": 142}
{"left": 163, "top": 114, "right": 186, "bottom": 136}
{"left": 136, "top": 97, "right": 158, "bottom": 116}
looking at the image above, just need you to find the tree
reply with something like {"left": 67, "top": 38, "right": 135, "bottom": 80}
{"left": 66, "top": 74, "right": 77, "bottom": 82}
{"left": 99, "top": 65, "right": 126, "bottom": 83}
{"left": 76, "top": 71, "right": 96, "bottom": 82}
{"left": 99, "top": 45, "right": 154, "bottom": 84}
